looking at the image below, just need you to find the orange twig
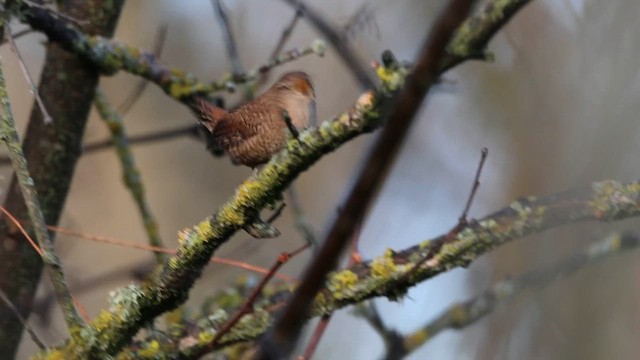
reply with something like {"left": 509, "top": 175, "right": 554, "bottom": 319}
{"left": 47, "top": 225, "right": 296, "bottom": 282}
{"left": 0, "top": 206, "right": 42, "bottom": 256}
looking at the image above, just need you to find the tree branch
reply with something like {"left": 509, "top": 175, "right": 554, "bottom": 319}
{"left": 401, "top": 232, "right": 640, "bottom": 356}
{"left": 119, "top": 179, "right": 640, "bottom": 357}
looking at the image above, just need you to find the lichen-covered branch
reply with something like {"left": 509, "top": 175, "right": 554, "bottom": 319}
{"left": 19, "top": 1, "right": 324, "bottom": 102}
{"left": 31, "top": 0, "right": 536, "bottom": 357}
{"left": 400, "top": 232, "right": 640, "bottom": 356}
{"left": 0, "top": 23, "right": 83, "bottom": 330}
{"left": 117, "top": 180, "right": 640, "bottom": 358}
{"left": 0, "top": 1, "right": 124, "bottom": 356}
{"left": 94, "top": 88, "right": 165, "bottom": 264}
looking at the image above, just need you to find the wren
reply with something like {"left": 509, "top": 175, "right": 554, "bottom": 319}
{"left": 194, "top": 71, "right": 317, "bottom": 168}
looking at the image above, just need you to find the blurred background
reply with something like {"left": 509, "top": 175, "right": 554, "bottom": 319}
{"left": 2, "top": 0, "right": 640, "bottom": 358}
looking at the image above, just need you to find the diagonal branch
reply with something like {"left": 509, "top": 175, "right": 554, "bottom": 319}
{"left": 94, "top": 88, "right": 165, "bottom": 264}
{"left": 0, "top": 29, "right": 83, "bottom": 330}
{"left": 401, "top": 232, "right": 640, "bottom": 356}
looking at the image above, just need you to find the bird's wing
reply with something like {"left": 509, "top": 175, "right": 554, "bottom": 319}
{"left": 212, "top": 101, "right": 282, "bottom": 147}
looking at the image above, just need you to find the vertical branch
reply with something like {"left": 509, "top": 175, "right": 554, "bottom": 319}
{"left": 0, "top": 1, "right": 125, "bottom": 356}
{"left": 94, "top": 88, "right": 165, "bottom": 264}
{"left": 0, "top": 44, "right": 83, "bottom": 330}
{"left": 212, "top": 0, "right": 244, "bottom": 77}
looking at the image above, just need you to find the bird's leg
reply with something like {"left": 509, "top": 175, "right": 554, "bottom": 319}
{"left": 281, "top": 109, "right": 300, "bottom": 139}
{"left": 251, "top": 167, "right": 260, "bottom": 178}
{"left": 243, "top": 218, "right": 281, "bottom": 238}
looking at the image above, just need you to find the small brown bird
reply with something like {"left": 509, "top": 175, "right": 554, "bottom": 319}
{"left": 195, "top": 72, "right": 316, "bottom": 168}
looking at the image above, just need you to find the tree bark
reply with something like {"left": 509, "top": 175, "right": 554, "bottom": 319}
{"left": 0, "top": 1, "right": 124, "bottom": 356}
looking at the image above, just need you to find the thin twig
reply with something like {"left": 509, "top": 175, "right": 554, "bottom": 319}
{"left": 48, "top": 225, "right": 295, "bottom": 281}
{"left": 255, "top": 9, "right": 304, "bottom": 90}
{"left": 401, "top": 147, "right": 488, "bottom": 284}
{"left": 401, "top": 232, "right": 640, "bottom": 356}
{"left": 0, "top": 288, "right": 44, "bottom": 349}
{"left": 5, "top": 26, "right": 53, "bottom": 124}
{"left": 0, "top": 28, "right": 33, "bottom": 45}
{"left": 280, "top": 0, "right": 374, "bottom": 89}
{"left": 342, "top": 4, "right": 379, "bottom": 42}
{"left": 0, "top": 124, "right": 202, "bottom": 166}
{"left": 287, "top": 186, "right": 318, "bottom": 248}
{"left": 23, "top": 0, "right": 88, "bottom": 28}
{"left": 0, "top": 55, "right": 83, "bottom": 329}
{"left": 0, "top": 206, "right": 42, "bottom": 256}
{"left": 94, "top": 88, "right": 165, "bottom": 264}
{"left": 256, "top": 2, "right": 476, "bottom": 358}
{"left": 194, "top": 243, "right": 310, "bottom": 357}
{"left": 459, "top": 147, "right": 488, "bottom": 223}
{"left": 270, "top": 9, "right": 303, "bottom": 61}
{"left": 354, "top": 302, "right": 405, "bottom": 360}
{"left": 298, "top": 315, "right": 331, "bottom": 360}
{"left": 117, "top": 24, "right": 168, "bottom": 115}
{"left": 212, "top": 0, "right": 244, "bottom": 77}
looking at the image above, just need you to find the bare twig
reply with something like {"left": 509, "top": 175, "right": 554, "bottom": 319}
{"left": 342, "top": 4, "right": 379, "bottom": 42}
{"left": 256, "top": 1, "right": 477, "bottom": 358}
{"left": 0, "top": 288, "right": 44, "bottom": 349}
{"left": 298, "top": 315, "right": 331, "bottom": 360}
{"left": 0, "top": 124, "right": 202, "bottom": 166}
{"left": 117, "top": 24, "right": 168, "bottom": 115}
{"left": 287, "top": 186, "right": 318, "bottom": 248}
{"left": 255, "top": 9, "right": 304, "bottom": 90}
{"left": 459, "top": 147, "right": 488, "bottom": 223}
{"left": 212, "top": 0, "right": 244, "bottom": 77}
{"left": 0, "top": 28, "right": 33, "bottom": 45}
{"left": 5, "top": 26, "right": 53, "bottom": 124}
{"left": 192, "top": 243, "right": 310, "bottom": 358}
{"left": 401, "top": 147, "right": 488, "bottom": 284}
{"left": 23, "top": 0, "right": 88, "bottom": 28}
{"left": 280, "top": 0, "right": 374, "bottom": 89}
{"left": 94, "top": 88, "right": 165, "bottom": 264}
{"left": 48, "top": 225, "right": 295, "bottom": 281}
{"left": 401, "top": 232, "right": 640, "bottom": 356}
{"left": 270, "top": 9, "right": 303, "bottom": 61}
{"left": 354, "top": 302, "right": 405, "bottom": 360}
{"left": 0, "top": 55, "right": 83, "bottom": 329}
{"left": 83, "top": 124, "right": 201, "bottom": 152}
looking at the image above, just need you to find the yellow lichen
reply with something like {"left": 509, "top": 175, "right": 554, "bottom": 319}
{"left": 370, "top": 249, "right": 397, "bottom": 278}
{"left": 199, "top": 330, "right": 215, "bottom": 344}
{"left": 137, "top": 340, "right": 160, "bottom": 358}
{"left": 403, "top": 329, "right": 430, "bottom": 352}
{"left": 196, "top": 219, "right": 215, "bottom": 240}
{"left": 328, "top": 269, "right": 359, "bottom": 299}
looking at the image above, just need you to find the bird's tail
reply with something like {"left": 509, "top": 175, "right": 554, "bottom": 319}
{"left": 193, "top": 97, "right": 227, "bottom": 132}
{"left": 191, "top": 97, "right": 228, "bottom": 156}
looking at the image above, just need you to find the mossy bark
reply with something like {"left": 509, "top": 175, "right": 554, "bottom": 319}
{"left": 0, "top": 1, "right": 124, "bottom": 357}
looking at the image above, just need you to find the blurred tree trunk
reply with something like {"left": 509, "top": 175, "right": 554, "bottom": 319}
{"left": 0, "top": 1, "right": 124, "bottom": 356}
